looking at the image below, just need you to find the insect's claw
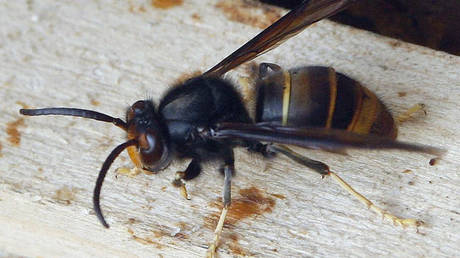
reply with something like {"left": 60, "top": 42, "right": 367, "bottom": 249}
{"left": 173, "top": 171, "right": 191, "bottom": 200}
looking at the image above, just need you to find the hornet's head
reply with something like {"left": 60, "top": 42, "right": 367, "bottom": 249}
{"left": 125, "top": 100, "right": 171, "bottom": 172}
{"left": 19, "top": 100, "right": 172, "bottom": 228}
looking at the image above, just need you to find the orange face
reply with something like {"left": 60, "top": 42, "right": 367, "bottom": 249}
{"left": 126, "top": 101, "right": 171, "bottom": 172}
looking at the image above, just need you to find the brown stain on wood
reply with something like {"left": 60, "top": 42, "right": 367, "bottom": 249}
{"left": 227, "top": 233, "right": 251, "bottom": 256}
{"left": 204, "top": 186, "right": 276, "bottom": 229}
{"left": 216, "top": 0, "right": 282, "bottom": 29}
{"left": 173, "top": 232, "right": 188, "bottom": 239}
{"left": 172, "top": 221, "right": 189, "bottom": 239}
{"left": 54, "top": 186, "right": 78, "bottom": 205}
{"left": 269, "top": 193, "right": 286, "bottom": 199}
{"left": 145, "top": 222, "right": 190, "bottom": 240}
{"left": 90, "top": 99, "right": 100, "bottom": 106}
{"left": 0, "top": 141, "right": 3, "bottom": 158}
{"left": 128, "top": 228, "right": 164, "bottom": 249}
{"left": 152, "top": 0, "right": 183, "bottom": 9}
{"left": 398, "top": 91, "right": 407, "bottom": 97}
{"left": 127, "top": 218, "right": 137, "bottom": 224}
{"left": 152, "top": 229, "right": 168, "bottom": 238}
{"left": 6, "top": 118, "right": 25, "bottom": 146}
{"left": 191, "top": 13, "right": 201, "bottom": 21}
{"left": 129, "top": 4, "right": 146, "bottom": 13}
{"left": 16, "top": 101, "right": 30, "bottom": 109}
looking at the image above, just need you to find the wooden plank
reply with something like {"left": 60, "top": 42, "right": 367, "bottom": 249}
{"left": 0, "top": 0, "right": 459, "bottom": 257}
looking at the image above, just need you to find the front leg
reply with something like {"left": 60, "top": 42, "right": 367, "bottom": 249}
{"left": 173, "top": 158, "right": 202, "bottom": 200}
{"left": 116, "top": 145, "right": 158, "bottom": 177}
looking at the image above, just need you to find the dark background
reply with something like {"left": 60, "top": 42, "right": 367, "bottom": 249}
{"left": 261, "top": 0, "right": 460, "bottom": 56}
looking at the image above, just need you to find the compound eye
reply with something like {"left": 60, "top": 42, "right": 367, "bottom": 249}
{"left": 137, "top": 130, "right": 166, "bottom": 170}
{"left": 132, "top": 100, "right": 146, "bottom": 113}
{"left": 127, "top": 101, "right": 147, "bottom": 121}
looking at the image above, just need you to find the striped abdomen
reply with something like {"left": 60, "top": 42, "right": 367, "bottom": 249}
{"left": 255, "top": 66, "right": 397, "bottom": 139}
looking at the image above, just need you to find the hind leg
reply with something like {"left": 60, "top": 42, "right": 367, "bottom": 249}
{"left": 268, "top": 144, "right": 422, "bottom": 228}
{"left": 396, "top": 103, "right": 426, "bottom": 124}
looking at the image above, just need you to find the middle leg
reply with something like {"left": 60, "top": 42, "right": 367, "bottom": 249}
{"left": 207, "top": 148, "right": 235, "bottom": 258}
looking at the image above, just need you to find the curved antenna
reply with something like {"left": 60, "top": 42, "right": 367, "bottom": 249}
{"left": 93, "top": 139, "right": 137, "bottom": 228}
{"left": 20, "top": 108, "right": 128, "bottom": 130}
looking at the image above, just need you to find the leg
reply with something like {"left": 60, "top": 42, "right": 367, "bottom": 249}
{"left": 116, "top": 146, "right": 159, "bottom": 177}
{"left": 247, "top": 141, "right": 276, "bottom": 158}
{"left": 396, "top": 103, "right": 426, "bottom": 124}
{"left": 207, "top": 150, "right": 234, "bottom": 258}
{"left": 269, "top": 144, "right": 422, "bottom": 228}
{"left": 268, "top": 144, "right": 329, "bottom": 176}
{"left": 259, "top": 62, "right": 282, "bottom": 78}
{"left": 328, "top": 172, "right": 421, "bottom": 227}
{"left": 172, "top": 158, "right": 202, "bottom": 200}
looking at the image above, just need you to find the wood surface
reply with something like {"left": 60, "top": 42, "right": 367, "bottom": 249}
{"left": 0, "top": 0, "right": 459, "bottom": 257}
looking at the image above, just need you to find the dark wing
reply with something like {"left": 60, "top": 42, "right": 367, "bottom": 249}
{"left": 203, "top": 0, "right": 357, "bottom": 77}
{"left": 210, "top": 122, "right": 445, "bottom": 156}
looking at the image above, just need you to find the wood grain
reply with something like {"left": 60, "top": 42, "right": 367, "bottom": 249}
{"left": 0, "top": 0, "right": 459, "bottom": 257}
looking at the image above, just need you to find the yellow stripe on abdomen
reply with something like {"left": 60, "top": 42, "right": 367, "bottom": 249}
{"left": 281, "top": 70, "right": 291, "bottom": 126}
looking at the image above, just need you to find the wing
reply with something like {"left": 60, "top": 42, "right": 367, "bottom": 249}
{"left": 203, "top": 0, "right": 357, "bottom": 77}
{"left": 209, "top": 122, "right": 445, "bottom": 156}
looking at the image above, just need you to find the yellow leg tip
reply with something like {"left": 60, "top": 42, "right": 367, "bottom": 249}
{"left": 116, "top": 167, "right": 155, "bottom": 177}
{"left": 172, "top": 171, "right": 191, "bottom": 200}
{"left": 329, "top": 171, "right": 423, "bottom": 229}
{"left": 206, "top": 205, "right": 229, "bottom": 257}
{"left": 180, "top": 184, "right": 191, "bottom": 200}
{"left": 396, "top": 103, "right": 426, "bottom": 123}
{"left": 116, "top": 167, "right": 142, "bottom": 177}
{"left": 392, "top": 218, "right": 423, "bottom": 228}
{"left": 206, "top": 244, "right": 217, "bottom": 258}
